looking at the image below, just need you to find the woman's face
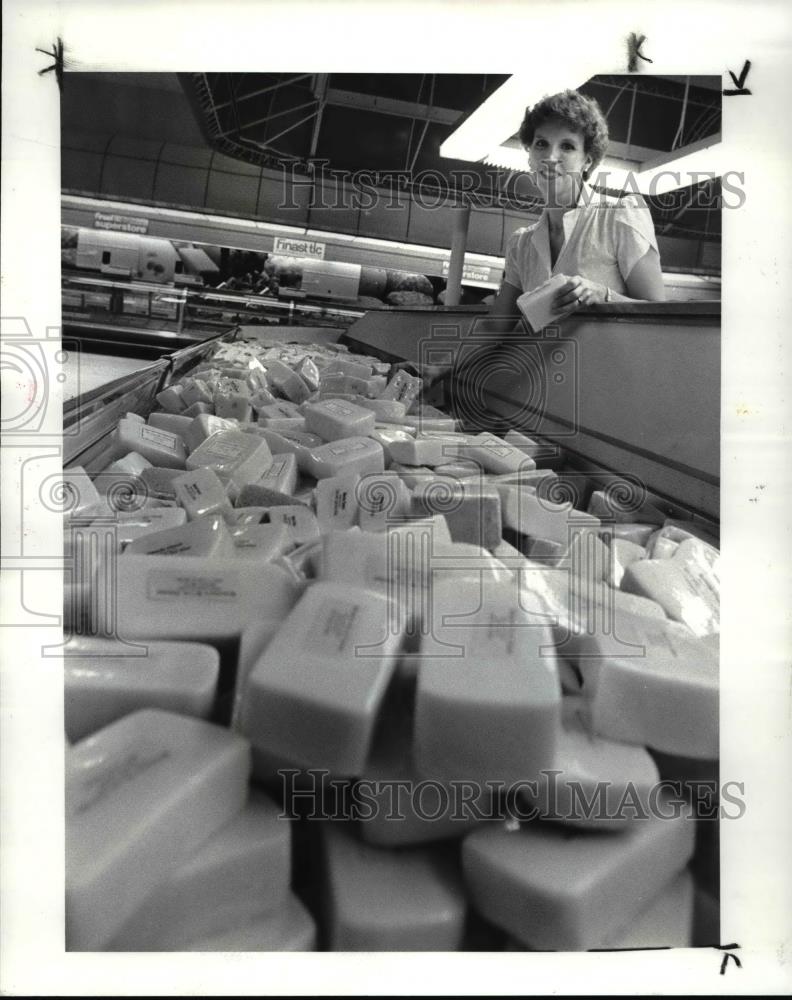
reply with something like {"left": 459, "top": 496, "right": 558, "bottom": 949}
{"left": 527, "top": 118, "right": 593, "bottom": 207}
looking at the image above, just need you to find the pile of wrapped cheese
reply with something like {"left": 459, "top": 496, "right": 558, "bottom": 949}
{"left": 63, "top": 335, "right": 720, "bottom": 952}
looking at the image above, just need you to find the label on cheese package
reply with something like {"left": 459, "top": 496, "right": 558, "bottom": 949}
{"left": 238, "top": 582, "right": 404, "bottom": 775}
{"left": 141, "top": 425, "right": 181, "bottom": 450}
{"left": 146, "top": 570, "right": 240, "bottom": 601}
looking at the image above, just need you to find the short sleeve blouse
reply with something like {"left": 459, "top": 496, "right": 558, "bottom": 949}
{"left": 503, "top": 190, "right": 660, "bottom": 296}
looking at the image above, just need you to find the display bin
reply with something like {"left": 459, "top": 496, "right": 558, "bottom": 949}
{"left": 61, "top": 309, "right": 721, "bottom": 952}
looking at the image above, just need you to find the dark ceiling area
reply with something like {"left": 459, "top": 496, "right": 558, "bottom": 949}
{"left": 180, "top": 72, "right": 722, "bottom": 241}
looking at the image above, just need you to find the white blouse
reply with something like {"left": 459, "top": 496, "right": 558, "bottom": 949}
{"left": 503, "top": 186, "right": 661, "bottom": 296}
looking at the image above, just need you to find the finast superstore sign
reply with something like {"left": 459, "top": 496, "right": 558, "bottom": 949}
{"left": 94, "top": 212, "right": 150, "bottom": 234}
{"left": 272, "top": 236, "right": 326, "bottom": 259}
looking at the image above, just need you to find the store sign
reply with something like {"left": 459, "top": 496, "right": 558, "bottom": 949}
{"left": 441, "top": 260, "right": 494, "bottom": 284}
{"left": 273, "top": 236, "right": 326, "bottom": 259}
{"left": 94, "top": 212, "right": 149, "bottom": 234}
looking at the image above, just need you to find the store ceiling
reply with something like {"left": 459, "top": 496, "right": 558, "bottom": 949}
{"left": 180, "top": 72, "right": 722, "bottom": 241}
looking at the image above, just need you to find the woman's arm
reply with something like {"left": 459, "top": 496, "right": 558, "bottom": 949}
{"left": 553, "top": 248, "right": 666, "bottom": 309}
{"left": 476, "top": 280, "right": 524, "bottom": 337}
{"left": 621, "top": 248, "right": 666, "bottom": 302}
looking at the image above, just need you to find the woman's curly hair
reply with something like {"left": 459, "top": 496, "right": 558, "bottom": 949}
{"left": 519, "top": 90, "right": 609, "bottom": 179}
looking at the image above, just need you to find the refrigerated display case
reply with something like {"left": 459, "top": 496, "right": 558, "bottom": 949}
{"left": 62, "top": 303, "right": 721, "bottom": 952}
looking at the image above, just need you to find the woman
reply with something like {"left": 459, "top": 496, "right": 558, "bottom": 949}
{"left": 490, "top": 89, "right": 665, "bottom": 325}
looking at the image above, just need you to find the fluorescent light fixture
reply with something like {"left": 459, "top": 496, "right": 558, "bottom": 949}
{"left": 591, "top": 136, "right": 724, "bottom": 195}
{"left": 440, "top": 72, "right": 587, "bottom": 162}
{"left": 442, "top": 75, "right": 724, "bottom": 195}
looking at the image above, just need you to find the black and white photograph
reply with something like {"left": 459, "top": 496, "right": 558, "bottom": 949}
{"left": 1, "top": 0, "right": 790, "bottom": 995}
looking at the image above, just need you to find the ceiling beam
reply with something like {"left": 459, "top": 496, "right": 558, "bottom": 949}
{"left": 325, "top": 88, "right": 462, "bottom": 125}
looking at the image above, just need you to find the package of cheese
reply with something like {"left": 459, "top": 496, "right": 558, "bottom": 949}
{"left": 113, "top": 555, "right": 300, "bottom": 645}
{"left": 64, "top": 637, "right": 219, "bottom": 741}
{"left": 621, "top": 536, "right": 719, "bottom": 637}
{"left": 238, "top": 582, "right": 405, "bottom": 775}
{"left": 518, "top": 696, "right": 660, "bottom": 829}
{"left": 303, "top": 399, "right": 376, "bottom": 441}
{"left": 505, "top": 870, "right": 695, "bottom": 950}
{"left": 123, "top": 513, "right": 235, "bottom": 558}
{"left": 414, "top": 577, "right": 561, "bottom": 786}
{"left": 358, "top": 679, "right": 488, "bottom": 847}
{"left": 107, "top": 790, "right": 290, "bottom": 950}
{"left": 66, "top": 709, "right": 250, "bottom": 950}
{"left": 321, "top": 823, "right": 467, "bottom": 951}
{"left": 462, "top": 799, "right": 695, "bottom": 950}
{"left": 584, "top": 612, "right": 719, "bottom": 760}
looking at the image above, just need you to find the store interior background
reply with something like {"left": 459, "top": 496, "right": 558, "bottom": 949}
{"left": 60, "top": 72, "right": 721, "bottom": 297}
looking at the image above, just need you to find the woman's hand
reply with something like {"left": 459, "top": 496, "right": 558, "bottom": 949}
{"left": 552, "top": 274, "right": 608, "bottom": 311}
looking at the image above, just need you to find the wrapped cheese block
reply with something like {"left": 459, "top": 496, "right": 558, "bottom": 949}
{"left": 414, "top": 578, "right": 561, "bottom": 786}
{"left": 499, "top": 486, "right": 600, "bottom": 545}
{"left": 182, "top": 401, "right": 213, "bottom": 418}
{"left": 367, "top": 426, "right": 416, "bottom": 464}
{"left": 412, "top": 479, "right": 502, "bottom": 551}
{"left": 462, "top": 800, "right": 695, "bottom": 950}
{"left": 180, "top": 377, "right": 214, "bottom": 408}
{"left": 322, "top": 823, "right": 467, "bottom": 951}
{"left": 114, "top": 556, "right": 300, "bottom": 644}
{"left": 238, "top": 582, "right": 405, "bottom": 775}
{"left": 465, "top": 433, "right": 535, "bottom": 474}
{"left": 503, "top": 429, "right": 545, "bottom": 459}
{"left": 315, "top": 472, "right": 361, "bottom": 532}
{"left": 304, "top": 437, "right": 385, "bottom": 480}
{"left": 389, "top": 430, "right": 471, "bottom": 466}
{"left": 66, "top": 709, "right": 250, "bottom": 950}
{"left": 110, "top": 507, "right": 188, "bottom": 551}
{"left": 587, "top": 488, "right": 665, "bottom": 526}
{"left": 107, "top": 791, "right": 290, "bottom": 950}
{"left": 139, "top": 466, "right": 184, "bottom": 503}
{"left": 103, "top": 452, "right": 153, "bottom": 477}
{"left": 584, "top": 613, "right": 719, "bottom": 760}
{"left": 505, "top": 870, "right": 695, "bottom": 950}
{"left": 172, "top": 466, "right": 234, "bottom": 521}
{"left": 147, "top": 413, "right": 193, "bottom": 439}
{"left": 621, "top": 537, "right": 719, "bottom": 637}
{"left": 64, "top": 638, "right": 219, "bottom": 741}
{"left": 155, "top": 384, "right": 185, "bottom": 413}
{"left": 259, "top": 416, "right": 307, "bottom": 434}
{"left": 256, "top": 452, "right": 298, "bottom": 496}
{"left": 258, "top": 401, "right": 303, "bottom": 420}
{"left": 358, "top": 682, "right": 488, "bottom": 847}
{"left": 357, "top": 472, "right": 412, "bottom": 533}
{"left": 606, "top": 537, "right": 646, "bottom": 588}
{"left": 303, "top": 399, "right": 376, "bottom": 441}
{"left": 184, "top": 414, "right": 238, "bottom": 454}
{"left": 263, "top": 358, "right": 311, "bottom": 403}
{"left": 186, "top": 430, "right": 273, "bottom": 498}
{"left": 518, "top": 696, "right": 660, "bottom": 829}
{"left": 124, "top": 513, "right": 235, "bottom": 558}
{"left": 111, "top": 418, "right": 187, "bottom": 468}
{"left": 379, "top": 369, "right": 422, "bottom": 408}
{"left": 353, "top": 396, "right": 407, "bottom": 422}
{"left": 264, "top": 505, "right": 321, "bottom": 547}
{"left": 62, "top": 466, "right": 104, "bottom": 519}
{"left": 230, "top": 522, "right": 292, "bottom": 563}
